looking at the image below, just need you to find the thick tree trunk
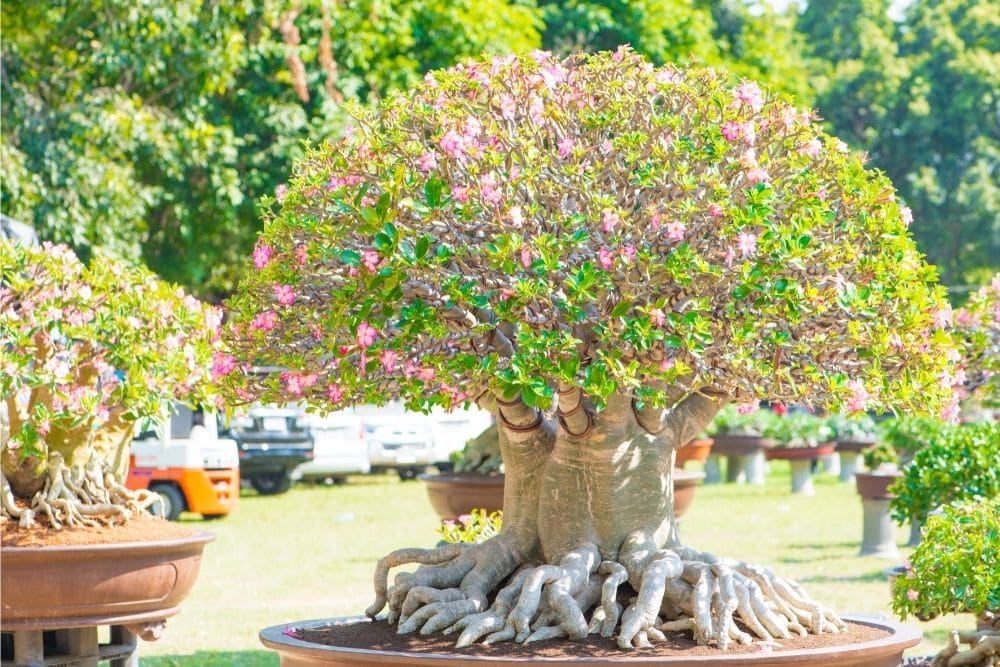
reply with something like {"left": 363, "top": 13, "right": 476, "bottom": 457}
{"left": 367, "top": 387, "right": 844, "bottom": 649}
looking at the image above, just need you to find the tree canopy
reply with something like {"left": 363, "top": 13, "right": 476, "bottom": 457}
{"left": 219, "top": 50, "right": 956, "bottom": 417}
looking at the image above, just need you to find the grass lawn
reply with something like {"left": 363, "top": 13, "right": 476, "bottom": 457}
{"left": 140, "top": 464, "right": 966, "bottom": 666}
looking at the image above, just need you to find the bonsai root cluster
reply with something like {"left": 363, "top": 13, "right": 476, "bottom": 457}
{"left": 364, "top": 392, "right": 844, "bottom": 651}
{"left": 932, "top": 621, "right": 1000, "bottom": 667}
{"left": 0, "top": 452, "right": 159, "bottom": 529}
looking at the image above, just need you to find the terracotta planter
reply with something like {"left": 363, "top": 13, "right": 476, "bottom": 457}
{"left": 711, "top": 435, "right": 777, "bottom": 456}
{"left": 766, "top": 444, "right": 836, "bottom": 495}
{"left": 421, "top": 472, "right": 703, "bottom": 520}
{"left": 672, "top": 468, "right": 705, "bottom": 519}
{"left": 0, "top": 531, "right": 214, "bottom": 630}
{"left": 855, "top": 472, "right": 902, "bottom": 500}
{"left": 676, "top": 438, "right": 713, "bottom": 468}
{"left": 420, "top": 473, "right": 505, "bottom": 519}
{"left": 260, "top": 614, "right": 922, "bottom": 667}
{"left": 836, "top": 438, "right": 877, "bottom": 453}
{"left": 855, "top": 473, "right": 904, "bottom": 559}
{"left": 706, "top": 435, "right": 776, "bottom": 485}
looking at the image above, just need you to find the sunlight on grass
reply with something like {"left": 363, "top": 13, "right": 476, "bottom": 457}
{"left": 140, "top": 465, "right": 971, "bottom": 664}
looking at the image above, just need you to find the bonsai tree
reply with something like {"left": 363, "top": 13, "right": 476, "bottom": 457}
{"left": 953, "top": 276, "right": 1000, "bottom": 413}
{"left": 451, "top": 424, "right": 502, "bottom": 475}
{"left": 878, "top": 415, "right": 948, "bottom": 467}
{"left": 705, "top": 403, "right": 780, "bottom": 438}
{"left": 767, "top": 412, "right": 832, "bottom": 448}
{"left": 889, "top": 421, "right": 1000, "bottom": 526}
{"left": 892, "top": 501, "right": 1000, "bottom": 667}
{"left": 219, "top": 50, "right": 958, "bottom": 650}
{"left": 0, "top": 241, "right": 221, "bottom": 529}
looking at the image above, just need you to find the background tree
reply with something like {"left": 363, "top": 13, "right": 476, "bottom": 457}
{"left": 220, "top": 51, "right": 957, "bottom": 650}
{"left": 0, "top": 0, "right": 541, "bottom": 300}
{"left": 798, "top": 0, "right": 1000, "bottom": 290}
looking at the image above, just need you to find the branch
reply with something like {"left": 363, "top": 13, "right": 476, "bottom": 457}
{"left": 665, "top": 389, "right": 727, "bottom": 446}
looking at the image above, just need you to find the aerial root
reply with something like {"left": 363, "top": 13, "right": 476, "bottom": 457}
{"left": 932, "top": 629, "right": 1000, "bottom": 667}
{"left": 367, "top": 541, "right": 844, "bottom": 651}
{"left": 0, "top": 456, "right": 160, "bottom": 530}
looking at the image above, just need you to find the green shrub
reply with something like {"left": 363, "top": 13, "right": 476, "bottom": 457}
{"left": 438, "top": 508, "right": 503, "bottom": 544}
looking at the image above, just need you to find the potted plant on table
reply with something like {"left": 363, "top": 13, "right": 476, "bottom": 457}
{"left": 764, "top": 412, "right": 835, "bottom": 495}
{"left": 826, "top": 413, "right": 879, "bottom": 482}
{"left": 891, "top": 500, "right": 1000, "bottom": 667}
{"left": 703, "top": 403, "right": 779, "bottom": 484}
{"left": 421, "top": 424, "right": 506, "bottom": 519}
{"left": 219, "top": 50, "right": 955, "bottom": 663}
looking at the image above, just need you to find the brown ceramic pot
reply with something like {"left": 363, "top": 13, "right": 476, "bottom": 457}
{"left": 671, "top": 468, "right": 705, "bottom": 519}
{"left": 259, "top": 615, "right": 922, "bottom": 666}
{"left": 835, "top": 438, "right": 877, "bottom": 453}
{"left": 0, "top": 531, "right": 214, "bottom": 630}
{"left": 855, "top": 472, "right": 903, "bottom": 500}
{"left": 422, "top": 471, "right": 703, "bottom": 521}
{"left": 765, "top": 443, "right": 836, "bottom": 460}
{"left": 676, "top": 438, "right": 713, "bottom": 468}
{"left": 710, "top": 435, "right": 777, "bottom": 456}
{"left": 420, "top": 473, "right": 505, "bottom": 519}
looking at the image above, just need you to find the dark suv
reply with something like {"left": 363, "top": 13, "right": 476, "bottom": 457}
{"left": 228, "top": 406, "right": 314, "bottom": 495}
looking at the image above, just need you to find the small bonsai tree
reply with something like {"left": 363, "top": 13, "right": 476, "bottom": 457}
{"left": 892, "top": 501, "right": 1000, "bottom": 667}
{"left": 825, "top": 413, "right": 878, "bottom": 443}
{"left": 220, "top": 50, "right": 958, "bottom": 650}
{"left": 889, "top": 421, "right": 1000, "bottom": 525}
{"left": 0, "top": 241, "right": 221, "bottom": 529}
{"left": 767, "top": 412, "right": 832, "bottom": 448}
{"left": 705, "top": 403, "right": 780, "bottom": 438}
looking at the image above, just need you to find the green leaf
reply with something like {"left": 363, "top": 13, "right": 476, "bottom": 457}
{"left": 425, "top": 178, "right": 443, "bottom": 208}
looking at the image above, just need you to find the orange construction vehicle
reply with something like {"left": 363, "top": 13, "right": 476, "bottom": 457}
{"left": 126, "top": 404, "right": 240, "bottom": 521}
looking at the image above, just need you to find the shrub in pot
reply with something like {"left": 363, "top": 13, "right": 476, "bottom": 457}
{"left": 703, "top": 403, "right": 780, "bottom": 484}
{"left": 220, "top": 50, "right": 958, "bottom": 654}
{"left": 764, "top": 412, "right": 835, "bottom": 495}
{"left": 826, "top": 414, "right": 878, "bottom": 482}
{"left": 891, "top": 501, "right": 1000, "bottom": 667}
{"left": 951, "top": 276, "right": 1000, "bottom": 418}
{"left": 1, "top": 241, "right": 221, "bottom": 528}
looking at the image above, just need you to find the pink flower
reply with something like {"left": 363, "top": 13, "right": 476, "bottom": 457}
{"left": 326, "top": 384, "right": 344, "bottom": 402}
{"left": 600, "top": 139, "right": 613, "bottom": 154}
{"left": 601, "top": 210, "right": 620, "bottom": 233}
{"left": 940, "top": 396, "right": 961, "bottom": 423}
{"left": 736, "top": 81, "right": 765, "bottom": 112}
{"left": 746, "top": 167, "right": 770, "bottom": 184}
{"left": 622, "top": 244, "right": 637, "bottom": 262}
{"left": 37, "top": 419, "right": 51, "bottom": 437}
{"left": 650, "top": 309, "right": 666, "bottom": 327}
{"left": 721, "top": 121, "right": 741, "bottom": 142}
{"left": 356, "top": 321, "right": 377, "bottom": 349}
{"left": 708, "top": 204, "right": 724, "bottom": 219}
{"left": 737, "top": 232, "right": 758, "bottom": 257}
{"left": 598, "top": 247, "right": 614, "bottom": 270}
{"left": 520, "top": 246, "right": 534, "bottom": 269}
{"left": 453, "top": 186, "right": 470, "bottom": 204}
{"left": 418, "top": 151, "right": 438, "bottom": 172}
{"left": 275, "top": 184, "right": 289, "bottom": 203}
{"left": 499, "top": 95, "right": 517, "bottom": 120}
{"left": 480, "top": 172, "right": 502, "bottom": 205}
{"left": 931, "top": 305, "right": 952, "bottom": 329}
{"left": 846, "top": 379, "right": 870, "bottom": 412}
{"left": 439, "top": 130, "right": 467, "bottom": 160}
{"left": 650, "top": 212, "right": 662, "bottom": 231}
{"left": 724, "top": 246, "right": 736, "bottom": 267}
{"left": 211, "top": 353, "right": 237, "bottom": 381}
{"left": 295, "top": 245, "right": 309, "bottom": 266}
{"left": 250, "top": 310, "right": 279, "bottom": 332}
{"left": 557, "top": 135, "right": 575, "bottom": 159}
{"left": 906, "top": 589, "right": 919, "bottom": 601}
{"left": 380, "top": 350, "right": 397, "bottom": 373}
{"left": 274, "top": 284, "right": 296, "bottom": 306}
{"left": 362, "top": 250, "right": 381, "bottom": 273}
{"left": 800, "top": 138, "right": 822, "bottom": 159}
{"left": 252, "top": 243, "right": 273, "bottom": 269}
{"left": 417, "top": 367, "right": 436, "bottom": 382}
{"left": 737, "top": 402, "right": 759, "bottom": 415}
{"left": 900, "top": 206, "right": 913, "bottom": 227}
{"left": 741, "top": 122, "right": 757, "bottom": 145}
{"left": 508, "top": 206, "right": 524, "bottom": 227}
{"left": 665, "top": 221, "right": 686, "bottom": 241}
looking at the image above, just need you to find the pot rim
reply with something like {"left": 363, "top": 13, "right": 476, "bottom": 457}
{"left": 260, "top": 614, "right": 922, "bottom": 664}
{"left": 0, "top": 530, "right": 215, "bottom": 554}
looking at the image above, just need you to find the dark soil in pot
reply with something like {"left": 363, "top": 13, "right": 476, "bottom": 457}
{"left": 1, "top": 512, "right": 196, "bottom": 547}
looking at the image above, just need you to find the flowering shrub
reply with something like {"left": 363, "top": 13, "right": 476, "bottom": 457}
{"left": 705, "top": 403, "right": 780, "bottom": 437}
{"left": 1, "top": 240, "right": 221, "bottom": 491}
{"left": 824, "top": 413, "right": 878, "bottom": 442}
{"left": 219, "top": 49, "right": 956, "bottom": 418}
{"left": 767, "top": 411, "right": 833, "bottom": 448}
{"left": 889, "top": 421, "right": 1000, "bottom": 524}
{"left": 438, "top": 508, "right": 503, "bottom": 544}
{"left": 891, "top": 500, "right": 1000, "bottom": 621}
{"left": 953, "top": 275, "right": 1000, "bottom": 408}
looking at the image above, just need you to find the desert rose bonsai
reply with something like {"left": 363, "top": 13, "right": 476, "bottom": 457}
{"left": 220, "top": 49, "right": 958, "bottom": 650}
{"left": 0, "top": 241, "right": 221, "bottom": 529}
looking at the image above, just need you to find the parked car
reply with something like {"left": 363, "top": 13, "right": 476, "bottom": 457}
{"left": 428, "top": 407, "right": 494, "bottom": 472}
{"left": 293, "top": 410, "right": 371, "bottom": 484}
{"left": 355, "top": 403, "right": 436, "bottom": 480}
{"left": 227, "top": 405, "right": 314, "bottom": 495}
{"left": 128, "top": 404, "right": 240, "bottom": 520}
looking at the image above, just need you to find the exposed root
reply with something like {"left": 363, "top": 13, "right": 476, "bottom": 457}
{"left": 932, "top": 629, "right": 1000, "bottom": 667}
{"left": 0, "top": 453, "right": 162, "bottom": 529}
{"left": 368, "top": 540, "right": 844, "bottom": 652}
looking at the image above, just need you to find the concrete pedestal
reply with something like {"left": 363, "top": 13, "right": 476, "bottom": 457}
{"left": 859, "top": 498, "right": 900, "bottom": 559}
{"left": 821, "top": 452, "right": 841, "bottom": 477}
{"left": 726, "top": 454, "right": 747, "bottom": 484}
{"left": 744, "top": 450, "right": 767, "bottom": 485}
{"left": 704, "top": 454, "right": 723, "bottom": 484}
{"left": 789, "top": 459, "right": 816, "bottom": 495}
{"left": 839, "top": 452, "right": 862, "bottom": 483}
{"left": 2, "top": 624, "right": 138, "bottom": 667}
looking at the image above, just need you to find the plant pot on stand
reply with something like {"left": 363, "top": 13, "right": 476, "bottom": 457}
{"left": 0, "top": 530, "right": 214, "bottom": 665}
{"left": 835, "top": 438, "right": 876, "bottom": 483}
{"left": 705, "top": 435, "right": 775, "bottom": 485}
{"left": 854, "top": 471, "right": 903, "bottom": 559}
{"left": 765, "top": 443, "right": 836, "bottom": 495}
{"left": 675, "top": 438, "right": 713, "bottom": 469}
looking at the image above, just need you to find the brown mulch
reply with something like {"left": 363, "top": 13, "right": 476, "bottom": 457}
{"left": 294, "top": 619, "right": 890, "bottom": 658}
{"left": 1, "top": 512, "right": 196, "bottom": 547}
